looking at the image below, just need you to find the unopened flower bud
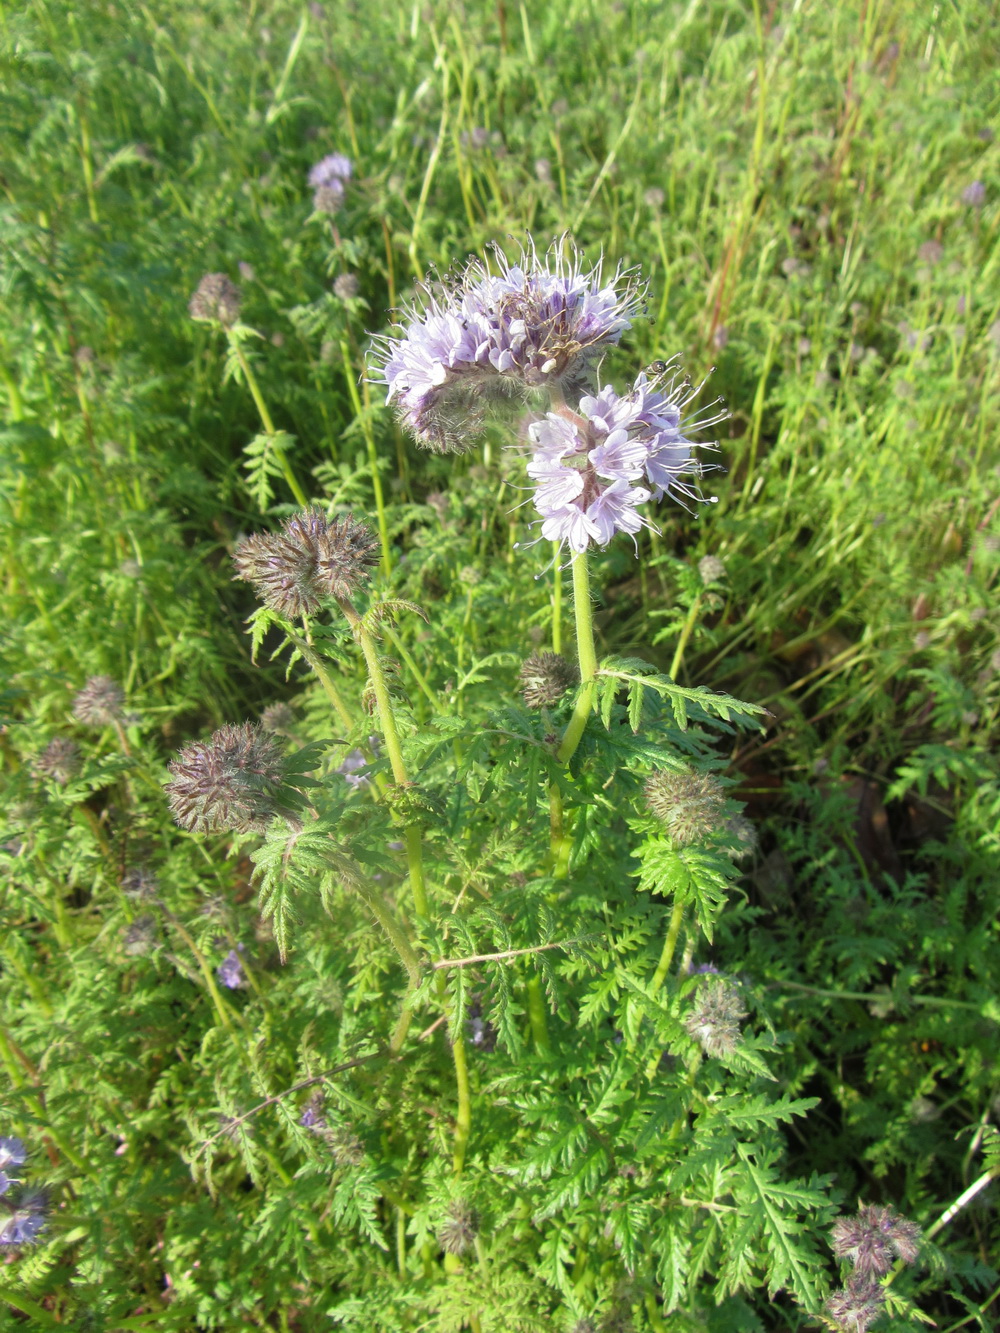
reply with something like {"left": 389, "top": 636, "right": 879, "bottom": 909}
{"left": 683, "top": 975, "right": 747, "bottom": 1059}
{"left": 123, "top": 915, "right": 158, "bottom": 956}
{"left": 233, "top": 509, "right": 380, "bottom": 618}
{"left": 164, "top": 722, "right": 288, "bottom": 834}
{"left": 437, "top": 1199, "right": 479, "bottom": 1256}
{"left": 188, "top": 273, "right": 242, "bottom": 327}
{"left": 518, "top": 652, "right": 578, "bottom": 708}
{"left": 72, "top": 676, "right": 125, "bottom": 726}
{"left": 121, "top": 866, "right": 158, "bottom": 900}
{"left": 333, "top": 272, "right": 359, "bottom": 301}
{"left": 698, "top": 554, "right": 726, "bottom": 585}
{"left": 260, "top": 702, "right": 296, "bottom": 736}
{"left": 825, "top": 1275, "right": 885, "bottom": 1333}
{"left": 34, "top": 737, "right": 81, "bottom": 784}
{"left": 644, "top": 769, "right": 727, "bottom": 845}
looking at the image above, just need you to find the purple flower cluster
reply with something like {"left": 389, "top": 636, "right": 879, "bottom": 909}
{"left": 526, "top": 368, "right": 721, "bottom": 555}
{"left": 0, "top": 1137, "right": 45, "bottom": 1249}
{"left": 308, "top": 153, "right": 352, "bottom": 212}
{"left": 371, "top": 237, "right": 647, "bottom": 452}
{"left": 216, "top": 947, "right": 246, "bottom": 990}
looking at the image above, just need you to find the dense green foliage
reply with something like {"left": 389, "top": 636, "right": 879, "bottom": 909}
{"left": 1, "top": 1, "right": 998, "bottom": 1329}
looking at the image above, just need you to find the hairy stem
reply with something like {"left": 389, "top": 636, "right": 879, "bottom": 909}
{"left": 556, "top": 552, "right": 598, "bottom": 765}
{"left": 451, "top": 1025, "right": 472, "bottom": 1174}
{"left": 286, "top": 626, "right": 354, "bottom": 733}
{"left": 526, "top": 976, "right": 552, "bottom": 1056}
{"left": 354, "top": 879, "right": 422, "bottom": 1054}
{"left": 669, "top": 594, "right": 702, "bottom": 681}
{"left": 650, "top": 898, "right": 686, "bottom": 995}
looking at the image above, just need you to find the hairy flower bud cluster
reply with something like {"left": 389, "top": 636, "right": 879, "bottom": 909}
{"left": 0, "top": 1137, "right": 45, "bottom": 1248}
{"left": 233, "top": 509, "right": 380, "bottom": 618}
{"left": 826, "top": 1204, "right": 922, "bottom": 1332}
{"left": 437, "top": 1199, "right": 479, "bottom": 1256}
{"left": 72, "top": 675, "right": 125, "bottom": 727}
{"left": 644, "top": 768, "right": 728, "bottom": 846}
{"left": 526, "top": 367, "right": 721, "bottom": 555}
{"left": 260, "top": 702, "right": 297, "bottom": 737}
{"left": 308, "top": 152, "right": 352, "bottom": 213}
{"left": 188, "top": 273, "right": 242, "bottom": 327}
{"left": 34, "top": 737, "right": 81, "bottom": 785}
{"left": 123, "top": 915, "right": 158, "bottom": 956}
{"left": 164, "top": 722, "right": 289, "bottom": 834}
{"left": 698, "top": 554, "right": 726, "bottom": 585}
{"left": 371, "top": 236, "right": 647, "bottom": 453}
{"left": 518, "top": 651, "right": 579, "bottom": 707}
{"left": 683, "top": 975, "right": 747, "bottom": 1059}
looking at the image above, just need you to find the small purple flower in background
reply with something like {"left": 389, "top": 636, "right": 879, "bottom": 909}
{"left": 216, "top": 947, "right": 246, "bottom": 990}
{"left": 0, "top": 1139, "right": 26, "bottom": 1172}
{"left": 371, "top": 235, "right": 647, "bottom": 453}
{"left": 961, "top": 179, "right": 985, "bottom": 207}
{"left": 309, "top": 152, "right": 352, "bottom": 212}
{"left": 338, "top": 749, "right": 369, "bottom": 788}
{"left": 0, "top": 1195, "right": 46, "bottom": 1248}
{"left": 524, "top": 365, "right": 723, "bottom": 557}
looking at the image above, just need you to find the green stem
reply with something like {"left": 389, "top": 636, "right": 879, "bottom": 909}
{"left": 163, "top": 912, "right": 240, "bottom": 1035}
{"left": 286, "top": 626, "right": 354, "bottom": 733}
{"left": 551, "top": 544, "right": 563, "bottom": 653}
{"left": 354, "top": 879, "right": 421, "bottom": 1054}
{"left": 526, "top": 976, "right": 552, "bottom": 1056}
{"left": 555, "top": 552, "right": 598, "bottom": 765}
{"left": 451, "top": 1027, "right": 472, "bottom": 1174}
{"left": 340, "top": 600, "right": 428, "bottom": 918}
{"left": 650, "top": 899, "right": 685, "bottom": 996}
{"left": 341, "top": 338, "right": 391, "bottom": 577}
{"left": 669, "top": 595, "right": 702, "bottom": 682}
{"left": 230, "top": 338, "right": 308, "bottom": 507}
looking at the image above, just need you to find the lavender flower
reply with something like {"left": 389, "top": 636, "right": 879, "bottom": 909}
{"left": 309, "top": 152, "right": 352, "bottom": 212}
{"left": 299, "top": 1094, "right": 328, "bottom": 1130}
{"left": 518, "top": 651, "right": 578, "bottom": 707}
{"left": 525, "top": 367, "right": 722, "bottom": 556}
{"left": 338, "top": 748, "right": 370, "bottom": 788}
{"left": 830, "top": 1203, "right": 921, "bottom": 1277}
{"left": 0, "top": 1139, "right": 25, "bottom": 1172}
{"left": 164, "top": 722, "right": 288, "bottom": 834}
{"left": 33, "top": 737, "right": 81, "bottom": 784}
{"left": 188, "top": 273, "right": 242, "bottom": 327}
{"left": 961, "top": 180, "right": 986, "bottom": 207}
{"left": 0, "top": 1193, "right": 46, "bottom": 1248}
{"left": 72, "top": 675, "right": 125, "bottom": 726}
{"left": 216, "top": 948, "right": 246, "bottom": 989}
{"left": 371, "top": 235, "right": 647, "bottom": 452}
{"left": 233, "top": 509, "right": 380, "bottom": 617}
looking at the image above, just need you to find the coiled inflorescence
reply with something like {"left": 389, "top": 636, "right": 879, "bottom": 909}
{"left": 644, "top": 768, "right": 728, "bottom": 846}
{"left": 188, "top": 273, "right": 242, "bottom": 327}
{"left": 371, "top": 236, "right": 647, "bottom": 453}
{"left": 164, "top": 722, "right": 289, "bottom": 834}
{"left": 72, "top": 676, "right": 125, "bottom": 727}
{"left": 826, "top": 1204, "right": 922, "bottom": 1332}
{"left": 308, "top": 153, "right": 352, "bottom": 213}
{"left": 518, "top": 651, "right": 579, "bottom": 707}
{"left": 683, "top": 975, "right": 747, "bottom": 1059}
{"left": 233, "top": 509, "right": 380, "bottom": 618}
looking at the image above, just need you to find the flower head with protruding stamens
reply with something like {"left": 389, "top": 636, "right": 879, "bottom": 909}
{"left": 370, "top": 235, "right": 647, "bottom": 453}
{"left": 523, "top": 364, "right": 725, "bottom": 557}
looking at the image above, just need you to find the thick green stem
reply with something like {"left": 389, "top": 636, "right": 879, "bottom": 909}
{"left": 650, "top": 898, "right": 685, "bottom": 995}
{"left": 230, "top": 338, "right": 308, "bottom": 507}
{"left": 526, "top": 976, "right": 552, "bottom": 1056}
{"left": 354, "top": 879, "right": 421, "bottom": 1055}
{"left": 555, "top": 553, "right": 598, "bottom": 765}
{"left": 451, "top": 1028, "right": 472, "bottom": 1174}
{"left": 551, "top": 544, "right": 563, "bottom": 653}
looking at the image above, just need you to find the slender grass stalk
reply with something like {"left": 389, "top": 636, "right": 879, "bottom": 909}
{"left": 228, "top": 337, "right": 308, "bottom": 507}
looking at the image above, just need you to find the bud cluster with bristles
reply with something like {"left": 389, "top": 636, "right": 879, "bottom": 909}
{"left": 164, "top": 722, "right": 289, "bottom": 834}
{"left": 698, "top": 554, "right": 726, "bottom": 585}
{"left": 518, "top": 651, "right": 579, "bottom": 708}
{"left": 34, "top": 737, "right": 81, "bottom": 785}
{"left": 233, "top": 509, "right": 380, "bottom": 618}
{"left": 260, "top": 702, "right": 297, "bottom": 737}
{"left": 72, "top": 675, "right": 125, "bottom": 727}
{"left": 437, "top": 1199, "right": 479, "bottom": 1256}
{"left": 644, "top": 768, "right": 727, "bottom": 846}
{"left": 188, "top": 273, "right": 242, "bottom": 327}
{"left": 826, "top": 1204, "right": 922, "bottom": 1332}
{"left": 683, "top": 975, "right": 747, "bottom": 1059}
{"left": 123, "top": 915, "right": 158, "bottom": 956}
